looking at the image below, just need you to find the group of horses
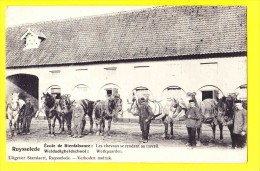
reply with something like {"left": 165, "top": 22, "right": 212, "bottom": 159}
{"left": 128, "top": 92, "right": 243, "bottom": 146}
{"left": 7, "top": 91, "right": 244, "bottom": 146}
{"left": 39, "top": 92, "right": 123, "bottom": 138}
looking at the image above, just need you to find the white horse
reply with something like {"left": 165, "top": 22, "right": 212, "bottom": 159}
{"left": 6, "top": 93, "right": 25, "bottom": 136}
{"left": 128, "top": 94, "right": 182, "bottom": 139}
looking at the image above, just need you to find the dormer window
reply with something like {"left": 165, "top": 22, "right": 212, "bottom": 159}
{"left": 21, "top": 28, "right": 46, "bottom": 50}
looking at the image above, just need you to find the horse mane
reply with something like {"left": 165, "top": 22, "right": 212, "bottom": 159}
{"left": 45, "top": 93, "right": 56, "bottom": 109}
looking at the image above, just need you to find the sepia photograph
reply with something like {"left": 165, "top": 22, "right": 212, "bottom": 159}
{"left": 5, "top": 6, "right": 247, "bottom": 163}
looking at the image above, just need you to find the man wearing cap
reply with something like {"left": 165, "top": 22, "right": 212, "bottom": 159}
{"left": 136, "top": 96, "right": 154, "bottom": 143}
{"left": 233, "top": 100, "right": 247, "bottom": 148}
{"left": 179, "top": 100, "right": 201, "bottom": 149}
{"left": 22, "top": 98, "right": 35, "bottom": 135}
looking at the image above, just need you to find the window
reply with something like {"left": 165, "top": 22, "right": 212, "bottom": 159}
{"left": 51, "top": 87, "right": 61, "bottom": 99}
{"left": 166, "top": 86, "right": 183, "bottom": 100}
{"left": 235, "top": 84, "right": 247, "bottom": 101}
{"left": 21, "top": 28, "right": 46, "bottom": 50}
{"left": 105, "top": 88, "right": 118, "bottom": 97}
{"left": 71, "top": 84, "right": 89, "bottom": 100}
{"left": 50, "top": 70, "right": 60, "bottom": 79}
{"left": 104, "top": 67, "right": 117, "bottom": 79}
{"left": 106, "top": 89, "right": 113, "bottom": 97}
{"left": 76, "top": 69, "right": 88, "bottom": 82}
{"left": 200, "top": 62, "right": 218, "bottom": 80}
{"left": 238, "top": 59, "right": 247, "bottom": 81}
{"left": 135, "top": 87, "right": 150, "bottom": 99}
{"left": 168, "top": 63, "right": 181, "bottom": 76}
{"left": 201, "top": 91, "right": 213, "bottom": 100}
{"left": 134, "top": 66, "right": 150, "bottom": 83}
{"left": 76, "top": 84, "right": 88, "bottom": 93}
{"left": 198, "top": 86, "right": 222, "bottom": 101}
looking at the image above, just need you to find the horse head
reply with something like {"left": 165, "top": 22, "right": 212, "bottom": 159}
{"left": 224, "top": 94, "right": 237, "bottom": 120}
{"left": 186, "top": 92, "right": 200, "bottom": 108}
{"left": 59, "top": 94, "right": 73, "bottom": 114}
{"left": 11, "top": 92, "right": 19, "bottom": 103}
{"left": 107, "top": 96, "right": 123, "bottom": 119}
{"left": 217, "top": 96, "right": 226, "bottom": 116}
{"left": 42, "top": 92, "right": 55, "bottom": 109}
{"left": 127, "top": 97, "right": 139, "bottom": 116}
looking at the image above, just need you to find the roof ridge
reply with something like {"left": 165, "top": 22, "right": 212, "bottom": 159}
{"left": 6, "top": 6, "right": 162, "bottom": 29}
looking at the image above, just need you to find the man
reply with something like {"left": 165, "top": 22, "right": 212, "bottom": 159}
{"left": 72, "top": 100, "right": 85, "bottom": 138}
{"left": 22, "top": 98, "right": 34, "bottom": 135}
{"left": 179, "top": 100, "right": 201, "bottom": 149}
{"left": 233, "top": 100, "right": 247, "bottom": 148}
{"left": 136, "top": 96, "right": 154, "bottom": 143}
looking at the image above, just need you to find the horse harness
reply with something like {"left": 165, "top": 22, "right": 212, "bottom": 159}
{"left": 7, "top": 101, "right": 20, "bottom": 112}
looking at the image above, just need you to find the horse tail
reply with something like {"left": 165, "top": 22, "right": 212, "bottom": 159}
{"left": 6, "top": 103, "right": 10, "bottom": 119}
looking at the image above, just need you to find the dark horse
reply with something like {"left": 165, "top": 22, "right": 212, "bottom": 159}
{"left": 57, "top": 94, "right": 73, "bottom": 135}
{"left": 223, "top": 94, "right": 237, "bottom": 147}
{"left": 187, "top": 92, "right": 227, "bottom": 144}
{"left": 93, "top": 96, "right": 123, "bottom": 136}
{"left": 41, "top": 92, "right": 61, "bottom": 136}
{"left": 71, "top": 99, "right": 95, "bottom": 138}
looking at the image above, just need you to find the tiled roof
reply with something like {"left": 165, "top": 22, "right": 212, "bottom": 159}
{"left": 6, "top": 6, "right": 247, "bottom": 68}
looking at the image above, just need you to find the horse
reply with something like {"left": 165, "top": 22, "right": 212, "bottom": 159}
{"left": 186, "top": 92, "right": 226, "bottom": 144}
{"left": 93, "top": 95, "right": 123, "bottom": 136}
{"left": 127, "top": 94, "right": 175, "bottom": 139}
{"left": 57, "top": 94, "right": 73, "bottom": 135}
{"left": 71, "top": 99, "right": 95, "bottom": 138}
{"left": 164, "top": 97, "right": 189, "bottom": 138}
{"left": 41, "top": 92, "right": 62, "bottom": 136}
{"left": 223, "top": 94, "right": 238, "bottom": 147}
{"left": 6, "top": 92, "right": 25, "bottom": 136}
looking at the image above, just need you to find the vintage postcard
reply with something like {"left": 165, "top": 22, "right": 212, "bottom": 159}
{"left": 2, "top": 4, "right": 258, "bottom": 170}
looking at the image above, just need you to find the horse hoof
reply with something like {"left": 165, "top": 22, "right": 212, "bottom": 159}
{"left": 161, "top": 134, "right": 166, "bottom": 138}
{"left": 219, "top": 139, "right": 224, "bottom": 143}
{"left": 196, "top": 141, "right": 201, "bottom": 147}
{"left": 51, "top": 134, "right": 55, "bottom": 137}
{"left": 169, "top": 135, "right": 174, "bottom": 139}
{"left": 164, "top": 136, "right": 170, "bottom": 140}
{"left": 96, "top": 132, "right": 100, "bottom": 136}
{"left": 14, "top": 132, "right": 17, "bottom": 136}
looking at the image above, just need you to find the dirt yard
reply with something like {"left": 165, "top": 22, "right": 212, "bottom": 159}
{"left": 6, "top": 118, "right": 234, "bottom": 149}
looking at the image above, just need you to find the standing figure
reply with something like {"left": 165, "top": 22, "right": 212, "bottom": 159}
{"left": 72, "top": 101, "right": 85, "bottom": 138}
{"left": 232, "top": 100, "right": 247, "bottom": 149}
{"left": 22, "top": 98, "right": 35, "bottom": 135}
{"left": 179, "top": 100, "right": 201, "bottom": 149}
{"left": 136, "top": 96, "right": 154, "bottom": 143}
